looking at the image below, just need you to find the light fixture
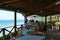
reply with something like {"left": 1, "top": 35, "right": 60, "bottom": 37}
{"left": 55, "top": 1, "right": 60, "bottom": 5}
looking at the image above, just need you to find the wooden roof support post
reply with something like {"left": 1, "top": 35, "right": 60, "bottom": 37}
{"left": 50, "top": 16, "right": 52, "bottom": 29}
{"left": 44, "top": 13, "right": 47, "bottom": 31}
{"left": 50, "top": 16, "right": 52, "bottom": 24}
{"left": 14, "top": 9, "right": 17, "bottom": 37}
{"left": 22, "top": 12, "right": 28, "bottom": 24}
{"left": 57, "top": 16, "right": 59, "bottom": 22}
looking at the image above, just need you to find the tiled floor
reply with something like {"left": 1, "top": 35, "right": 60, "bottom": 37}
{"left": 15, "top": 29, "right": 45, "bottom": 40}
{"left": 15, "top": 35, "right": 45, "bottom": 40}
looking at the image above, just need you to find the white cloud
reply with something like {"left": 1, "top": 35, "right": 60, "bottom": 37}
{"left": 0, "top": 10, "right": 24, "bottom": 20}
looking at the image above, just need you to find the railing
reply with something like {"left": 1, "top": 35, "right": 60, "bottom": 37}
{"left": 0, "top": 25, "right": 21, "bottom": 40}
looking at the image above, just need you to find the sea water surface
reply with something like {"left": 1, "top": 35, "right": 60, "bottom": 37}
{"left": 0, "top": 20, "right": 24, "bottom": 37}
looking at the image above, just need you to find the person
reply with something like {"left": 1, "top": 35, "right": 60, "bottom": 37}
{"left": 17, "top": 25, "right": 23, "bottom": 37}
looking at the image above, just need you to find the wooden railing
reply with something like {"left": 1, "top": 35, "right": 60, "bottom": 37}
{"left": 0, "top": 25, "right": 21, "bottom": 40}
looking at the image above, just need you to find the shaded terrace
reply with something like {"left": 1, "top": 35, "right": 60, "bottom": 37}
{"left": 0, "top": 0, "right": 60, "bottom": 40}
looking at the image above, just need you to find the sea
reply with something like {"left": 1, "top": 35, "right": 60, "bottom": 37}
{"left": 0, "top": 20, "right": 24, "bottom": 37}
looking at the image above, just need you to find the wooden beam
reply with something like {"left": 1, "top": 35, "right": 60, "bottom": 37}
{"left": 44, "top": 0, "right": 60, "bottom": 10}
{"left": 2, "top": 1, "right": 24, "bottom": 8}
{"left": 45, "top": 10, "right": 60, "bottom": 14}
{"left": 0, "top": 0, "right": 19, "bottom": 5}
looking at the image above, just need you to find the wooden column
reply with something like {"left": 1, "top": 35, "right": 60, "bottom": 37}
{"left": 50, "top": 16, "right": 52, "bottom": 24}
{"left": 14, "top": 10, "right": 17, "bottom": 36}
{"left": 23, "top": 13, "right": 27, "bottom": 24}
{"left": 44, "top": 13, "right": 47, "bottom": 31}
{"left": 50, "top": 16, "right": 52, "bottom": 29}
{"left": 57, "top": 16, "right": 59, "bottom": 22}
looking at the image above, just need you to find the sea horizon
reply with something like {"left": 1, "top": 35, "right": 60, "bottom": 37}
{"left": 0, "top": 20, "right": 24, "bottom": 37}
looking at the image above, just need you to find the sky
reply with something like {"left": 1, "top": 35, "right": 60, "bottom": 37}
{"left": 0, "top": 10, "right": 24, "bottom": 20}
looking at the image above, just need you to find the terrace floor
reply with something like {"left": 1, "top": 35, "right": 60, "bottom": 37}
{"left": 15, "top": 29, "right": 45, "bottom": 40}
{"left": 15, "top": 35, "right": 45, "bottom": 40}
